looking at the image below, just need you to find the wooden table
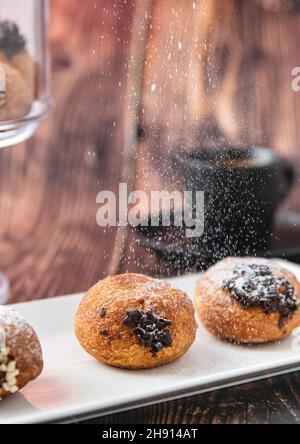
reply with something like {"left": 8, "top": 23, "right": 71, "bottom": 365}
{"left": 0, "top": 0, "right": 300, "bottom": 424}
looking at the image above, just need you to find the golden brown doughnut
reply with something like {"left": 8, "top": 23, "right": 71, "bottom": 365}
{"left": 0, "top": 307, "right": 43, "bottom": 400}
{"left": 75, "top": 274, "right": 197, "bottom": 369}
{"left": 195, "top": 257, "right": 300, "bottom": 344}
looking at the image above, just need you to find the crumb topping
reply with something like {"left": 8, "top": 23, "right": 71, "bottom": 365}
{"left": 123, "top": 309, "right": 173, "bottom": 356}
{"left": 223, "top": 263, "right": 300, "bottom": 327}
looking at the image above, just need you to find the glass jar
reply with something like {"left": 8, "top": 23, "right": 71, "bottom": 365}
{"left": 0, "top": 0, "right": 52, "bottom": 148}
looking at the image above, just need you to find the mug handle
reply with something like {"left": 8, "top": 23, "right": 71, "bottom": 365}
{"left": 280, "top": 160, "right": 295, "bottom": 200}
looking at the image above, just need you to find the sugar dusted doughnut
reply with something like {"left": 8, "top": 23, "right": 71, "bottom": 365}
{"left": 195, "top": 258, "right": 300, "bottom": 344}
{"left": 0, "top": 307, "right": 43, "bottom": 399}
{"left": 75, "top": 274, "right": 197, "bottom": 369}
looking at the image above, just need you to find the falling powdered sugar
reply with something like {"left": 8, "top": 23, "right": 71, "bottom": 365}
{"left": 0, "top": 306, "right": 43, "bottom": 398}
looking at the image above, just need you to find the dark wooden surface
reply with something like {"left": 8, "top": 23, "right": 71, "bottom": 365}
{"left": 0, "top": 0, "right": 300, "bottom": 424}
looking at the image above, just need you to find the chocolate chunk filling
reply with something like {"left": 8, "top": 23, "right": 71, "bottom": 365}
{"left": 123, "top": 309, "right": 173, "bottom": 356}
{"left": 0, "top": 21, "right": 26, "bottom": 59}
{"left": 223, "top": 263, "right": 299, "bottom": 328}
{"left": 99, "top": 307, "right": 107, "bottom": 318}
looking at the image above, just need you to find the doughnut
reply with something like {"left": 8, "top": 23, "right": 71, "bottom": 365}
{"left": 195, "top": 257, "right": 300, "bottom": 344}
{"left": 75, "top": 274, "right": 197, "bottom": 369}
{"left": 0, "top": 62, "right": 33, "bottom": 121}
{"left": 0, "top": 307, "right": 43, "bottom": 400}
{"left": 0, "top": 51, "right": 36, "bottom": 98}
{"left": 0, "top": 21, "right": 34, "bottom": 120}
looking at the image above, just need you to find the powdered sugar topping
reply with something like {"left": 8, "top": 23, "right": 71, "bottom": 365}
{"left": 0, "top": 306, "right": 24, "bottom": 325}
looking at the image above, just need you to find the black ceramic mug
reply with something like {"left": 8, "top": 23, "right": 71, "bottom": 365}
{"left": 176, "top": 146, "right": 295, "bottom": 260}
{"left": 133, "top": 146, "right": 295, "bottom": 273}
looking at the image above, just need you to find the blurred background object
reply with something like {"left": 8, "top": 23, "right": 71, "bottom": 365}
{"left": 0, "top": 0, "right": 52, "bottom": 147}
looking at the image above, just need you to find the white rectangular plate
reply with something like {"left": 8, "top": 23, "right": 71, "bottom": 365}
{"left": 1, "top": 260, "right": 300, "bottom": 424}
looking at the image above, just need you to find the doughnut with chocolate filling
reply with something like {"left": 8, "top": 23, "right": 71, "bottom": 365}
{"left": 75, "top": 274, "right": 197, "bottom": 369}
{"left": 0, "top": 307, "right": 43, "bottom": 400}
{"left": 195, "top": 258, "right": 300, "bottom": 344}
